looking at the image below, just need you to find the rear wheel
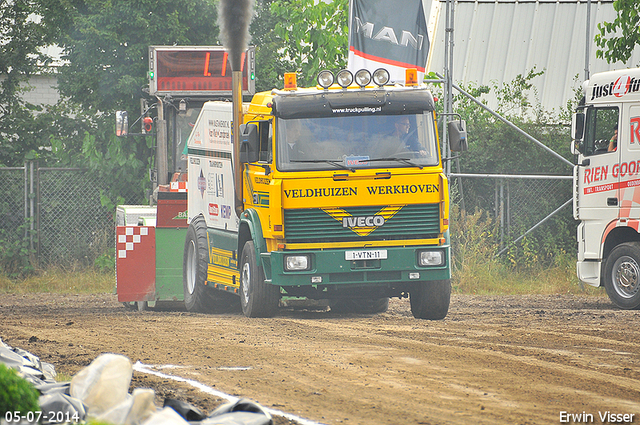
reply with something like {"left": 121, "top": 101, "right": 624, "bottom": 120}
{"left": 330, "top": 298, "right": 389, "bottom": 314}
{"left": 410, "top": 279, "right": 451, "bottom": 320}
{"left": 240, "top": 240, "right": 279, "bottom": 317}
{"left": 603, "top": 243, "right": 640, "bottom": 310}
{"left": 183, "top": 216, "right": 215, "bottom": 312}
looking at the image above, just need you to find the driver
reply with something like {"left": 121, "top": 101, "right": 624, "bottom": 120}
{"left": 391, "top": 117, "right": 426, "bottom": 156}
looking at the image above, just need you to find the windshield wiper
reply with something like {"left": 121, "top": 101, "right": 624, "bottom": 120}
{"left": 441, "top": 154, "right": 461, "bottom": 162}
{"left": 368, "top": 157, "right": 423, "bottom": 169}
{"left": 290, "top": 159, "right": 355, "bottom": 172}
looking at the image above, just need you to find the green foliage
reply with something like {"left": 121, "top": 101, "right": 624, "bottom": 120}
{"left": 46, "top": 0, "right": 221, "bottom": 204}
{"left": 0, "top": 363, "right": 40, "bottom": 416}
{"left": 0, "top": 222, "right": 36, "bottom": 279}
{"left": 94, "top": 249, "right": 115, "bottom": 273}
{"left": 437, "top": 68, "right": 580, "bottom": 270}
{"left": 270, "top": 0, "right": 349, "bottom": 87}
{"left": 449, "top": 205, "right": 597, "bottom": 295}
{"left": 595, "top": 0, "right": 640, "bottom": 64}
{"left": 251, "top": 0, "right": 288, "bottom": 93}
{"left": 0, "top": 0, "right": 64, "bottom": 166}
{"left": 56, "top": 0, "right": 220, "bottom": 114}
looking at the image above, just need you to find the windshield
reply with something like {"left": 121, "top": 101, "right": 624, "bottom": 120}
{"left": 275, "top": 113, "right": 439, "bottom": 171}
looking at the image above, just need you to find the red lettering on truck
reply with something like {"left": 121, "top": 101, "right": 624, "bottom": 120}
{"left": 584, "top": 166, "right": 608, "bottom": 184}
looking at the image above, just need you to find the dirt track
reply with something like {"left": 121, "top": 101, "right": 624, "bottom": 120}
{"left": 1, "top": 293, "right": 639, "bottom": 425}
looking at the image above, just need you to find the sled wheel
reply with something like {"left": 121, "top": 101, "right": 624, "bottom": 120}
{"left": 603, "top": 243, "right": 640, "bottom": 310}
{"left": 183, "top": 216, "right": 214, "bottom": 312}
{"left": 330, "top": 298, "right": 389, "bottom": 314}
{"left": 240, "top": 240, "right": 279, "bottom": 317}
{"left": 410, "top": 279, "right": 451, "bottom": 320}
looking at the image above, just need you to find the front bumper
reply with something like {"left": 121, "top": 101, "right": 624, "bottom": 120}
{"left": 264, "top": 244, "right": 450, "bottom": 287}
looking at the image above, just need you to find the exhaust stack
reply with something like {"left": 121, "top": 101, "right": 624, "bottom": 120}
{"left": 232, "top": 70, "right": 243, "bottom": 216}
{"left": 218, "top": 0, "right": 254, "bottom": 216}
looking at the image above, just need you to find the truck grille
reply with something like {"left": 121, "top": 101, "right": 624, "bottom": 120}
{"left": 284, "top": 204, "right": 440, "bottom": 243}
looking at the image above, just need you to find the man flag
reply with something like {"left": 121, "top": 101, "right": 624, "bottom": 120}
{"left": 347, "top": 0, "right": 431, "bottom": 83}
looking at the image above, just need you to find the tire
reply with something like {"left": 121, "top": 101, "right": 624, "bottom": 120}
{"left": 240, "top": 240, "right": 279, "bottom": 317}
{"left": 603, "top": 243, "right": 640, "bottom": 310}
{"left": 137, "top": 301, "right": 148, "bottom": 311}
{"left": 410, "top": 279, "right": 451, "bottom": 320}
{"left": 330, "top": 298, "right": 389, "bottom": 314}
{"left": 183, "top": 216, "right": 215, "bottom": 313}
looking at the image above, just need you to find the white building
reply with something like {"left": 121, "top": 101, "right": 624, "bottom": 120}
{"left": 427, "top": 0, "right": 640, "bottom": 114}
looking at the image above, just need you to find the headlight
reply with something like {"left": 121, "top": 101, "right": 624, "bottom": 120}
{"left": 336, "top": 70, "right": 353, "bottom": 88}
{"left": 317, "top": 70, "right": 334, "bottom": 89}
{"left": 372, "top": 68, "right": 390, "bottom": 86}
{"left": 418, "top": 250, "right": 444, "bottom": 267}
{"left": 284, "top": 255, "right": 310, "bottom": 271}
{"left": 354, "top": 69, "right": 371, "bottom": 87}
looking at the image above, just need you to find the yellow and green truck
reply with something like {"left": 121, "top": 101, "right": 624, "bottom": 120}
{"left": 182, "top": 68, "right": 466, "bottom": 319}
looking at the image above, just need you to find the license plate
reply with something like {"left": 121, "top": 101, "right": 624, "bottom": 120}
{"left": 345, "top": 250, "right": 388, "bottom": 261}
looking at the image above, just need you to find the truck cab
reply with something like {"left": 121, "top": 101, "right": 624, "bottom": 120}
{"left": 572, "top": 68, "right": 640, "bottom": 309}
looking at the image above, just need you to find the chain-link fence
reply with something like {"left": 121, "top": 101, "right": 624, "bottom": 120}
{"left": 0, "top": 163, "right": 143, "bottom": 269}
{"left": 0, "top": 166, "right": 28, "bottom": 247}
{"left": 36, "top": 168, "right": 114, "bottom": 267}
{"left": 451, "top": 173, "right": 575, "bottom": 258}
{"left": 1, "top": 163, "right": 575, "bottom": 269}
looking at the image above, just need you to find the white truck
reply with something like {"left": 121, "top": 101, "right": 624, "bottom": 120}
{"left": 572, "top": 67, "right": 640, "bottom": 309}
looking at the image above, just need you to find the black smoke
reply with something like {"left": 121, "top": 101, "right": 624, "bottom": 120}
{"left": 218, "top": 0, "right": 254, "bottom": 71}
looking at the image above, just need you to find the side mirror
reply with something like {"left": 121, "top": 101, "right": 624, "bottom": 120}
{"left": 571, "top": 112, "right": 585, "bottom": 155}
{"left": 448, "top": 120, "right": 468, "bottom": 152}
{"left": 239, "top": 123, "right": 259, "bottom": 164}
{"left": 116, "top": 111, "right": 128, "bottom": 137}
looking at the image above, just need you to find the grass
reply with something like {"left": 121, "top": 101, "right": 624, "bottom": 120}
{"left": 451, "top": 254, "right": 604, "bottom": 296}
{"left": 449, "top": 205, "right": 605, "bottom": 297}
{"left": 0, "top": 206, "right": 604, "bottom": 298}
{"left": 0, "top": 267, "right": 115, "bottom": 294}
{"left": 0, "top": 260, "right": 604, "bottom": 298}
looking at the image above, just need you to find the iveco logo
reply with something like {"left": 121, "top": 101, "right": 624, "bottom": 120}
{"left": 342, "top": 215, "right": 385, "bottom": 228}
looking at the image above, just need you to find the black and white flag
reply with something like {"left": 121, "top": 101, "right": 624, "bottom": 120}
{"left": 347, "top": 0, "right": 432, "bottom": 83}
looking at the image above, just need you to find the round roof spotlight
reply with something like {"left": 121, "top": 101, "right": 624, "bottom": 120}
{"left": 372, "top": 68, "right": 390, "bottom": 86}
{"left": 354, "top": 69, "right": 372, "bottom": 88}
{"left": 317, "top": 70, "right": 334, "bottom": 89}
{"left": 336, "top": 69, "right": 353, "bottom": 88}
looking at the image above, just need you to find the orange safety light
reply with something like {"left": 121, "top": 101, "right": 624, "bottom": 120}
{"left": 405, "top": 68, "right": 418, "bottom": 86}
{"left": 143, "top": 116, "right": 153, "bottom": 133}
{"left": 284, "top": 72, "right": 297, "bottom": 90}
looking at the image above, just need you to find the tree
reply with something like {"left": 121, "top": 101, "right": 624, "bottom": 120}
{"left": 270, "top": 0, "right": 349, "bottom": 87}
{"left": 56, "top": 0, "right": 220, "bottom": 115}
{"left": 251, "top": 0, "right": 288, "bottom": 92}
{"left": 595, "top": 0, "right": 640, "bottom": 64}
{"left": 47, "top": 0, "right": 222, "bottom": 204}
{"left": 0, "top": 0, "right": 66, "bottom": 166}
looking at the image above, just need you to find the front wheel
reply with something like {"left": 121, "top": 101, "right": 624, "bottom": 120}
{"left": 410, "top": 279, "right": 451, "bottom": 320}
{"left": 240, "top": 241, "right": 279, "bottom": 317}
{"left": 603, "top": 243, "right": 640, "bottom": 309}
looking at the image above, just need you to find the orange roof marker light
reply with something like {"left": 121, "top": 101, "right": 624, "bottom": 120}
{"left": 405, "top": 68, "right": 419, "bottom": 86}
{"left": 284, "top": 72, "right": 297, "bottom": 90}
